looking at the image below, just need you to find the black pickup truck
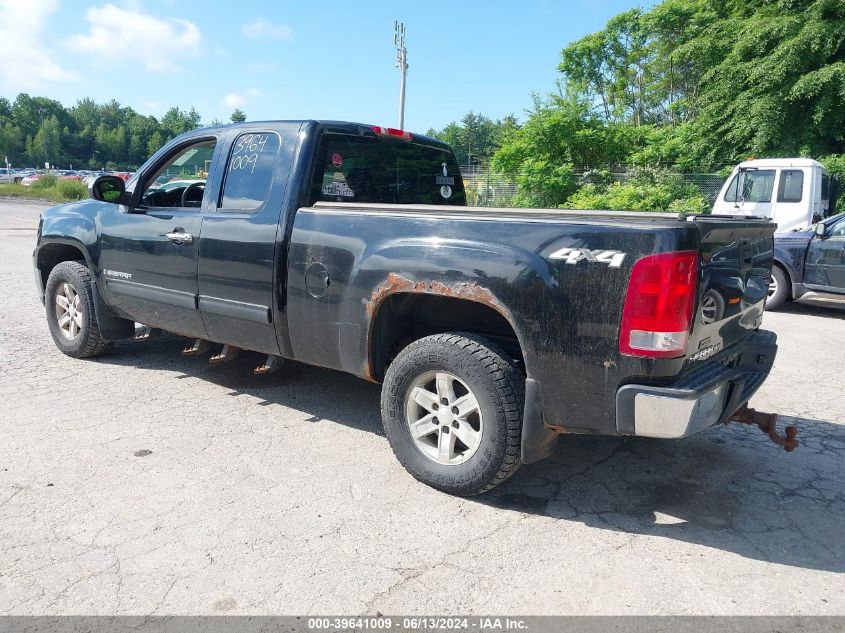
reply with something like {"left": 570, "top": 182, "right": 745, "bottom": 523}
{"left": 34, "top": 120, "right": 779, "bottom": 495}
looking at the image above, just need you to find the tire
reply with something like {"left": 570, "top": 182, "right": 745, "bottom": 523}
{"left": 381, "top": 332, "right": 524, "bottom": 496}
{"left": 765, "top": 265, "right": 789, "bottom": 311}
{"left": 44, "top": 261, "right": 111, "bottom": 358}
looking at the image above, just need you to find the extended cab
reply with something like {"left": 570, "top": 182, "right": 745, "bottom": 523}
{"left": 34, "top": 120, "right": 780, "bottom": 495}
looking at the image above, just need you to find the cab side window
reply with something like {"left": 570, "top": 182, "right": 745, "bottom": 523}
{"left": 830, "top": 219, "right": 845, "bottom": 238}
{"left": 777, "top": 170, "right": 804, "bottom": 203}
{"left": 139, "top": 139, "right": 216, "bottom": 208}
{"left": 219, "top": 132, "right": 280, "bottom": 212}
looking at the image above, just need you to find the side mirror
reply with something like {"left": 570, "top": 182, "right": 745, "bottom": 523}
{"left": 90, "top": 175, "right": 130, "bottom": 205}
{"left": 814, "top": 222, "right": 827, "bottom": 237}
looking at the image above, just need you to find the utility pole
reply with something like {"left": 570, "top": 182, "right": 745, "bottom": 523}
{"left": 394, "top": 20, "right": 408, "bottom": 130}
{"left": 38, "top": 107, "right": 49, "bottom": 169}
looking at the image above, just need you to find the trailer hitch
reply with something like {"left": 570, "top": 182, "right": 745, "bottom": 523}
{"left": 729, "top": 405, "right": 798, "bottom": 452}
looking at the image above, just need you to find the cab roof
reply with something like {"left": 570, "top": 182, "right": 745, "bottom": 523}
{"left": 188, "top": 120, "right": 451, "bottom": 152}
{"left": 736, "top": 158, "right": 826, "bottom": 170}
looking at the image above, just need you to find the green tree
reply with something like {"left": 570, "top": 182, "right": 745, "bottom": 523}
{"left": 147, "top": 130, "right": 166, "bottom": 156}
{"left": 230, "top": 109, "right": 246, "bottom": 123}
{"left": 687, "top": 0, "right": 845, "bottom": 164}
{"left": 426, "top": 113, "right": 520, "bottom": 165}
{"left": 28, "top": 115, "right": 61, "bottom": 167}
{"left": 160, "top": 106, "right": 201, "bottom": 138}
{"left": 0, "top": 123, "right": 23, "bottom": 166}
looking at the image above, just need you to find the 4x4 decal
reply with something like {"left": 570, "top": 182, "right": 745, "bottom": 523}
{"left": 549, "top": 247, "right": 627, "bottom": 268}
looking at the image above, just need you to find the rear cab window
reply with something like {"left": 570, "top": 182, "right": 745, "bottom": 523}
{"left": 309, "top": 133, "right": 466, "bottom": 206}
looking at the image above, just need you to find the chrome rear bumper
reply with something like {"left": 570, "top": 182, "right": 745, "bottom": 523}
{"left": 615, "top": 330, "right": 777, "bottom": 439}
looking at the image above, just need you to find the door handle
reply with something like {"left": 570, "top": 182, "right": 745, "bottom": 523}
{"left": 164, "top": 230, "right": 193, "bottom": 244}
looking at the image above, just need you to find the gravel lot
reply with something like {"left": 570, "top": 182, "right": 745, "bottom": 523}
{"left": 1, "top": 199, "right": 843, "bottom": 615}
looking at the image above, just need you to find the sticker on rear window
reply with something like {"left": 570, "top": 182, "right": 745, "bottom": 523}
{"left": 322, "top": 181, "right": 355, "bottom": 198}
{"left": 440, "top": 185, "right": 452, "bottom": 199}
{"left": 331, "top": 153, "right": 343, "bottom": 168}
{"left": 436, "top": 162, "right": 455, "bottom": 186}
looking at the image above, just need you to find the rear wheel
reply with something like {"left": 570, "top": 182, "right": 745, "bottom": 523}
{"left": 380, "top": 333, "right": 524, "bottom": 496}
{"left": 765, "top": 265, "right": 789, "bottom": 311}
{"left": 45, "top": 261, "right": 111, "bottom": 358}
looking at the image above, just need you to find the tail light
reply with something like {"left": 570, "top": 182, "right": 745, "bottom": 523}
{"left": 619, "top": 250, "right": 698, "bottom": 358}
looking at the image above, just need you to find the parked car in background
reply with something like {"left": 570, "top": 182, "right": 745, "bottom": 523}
{"left": 713, "top": 158, "right": 840, "bottom": 233}
{"left": 21, "top": 173, "right": 42, "bottom": 187}
{"left": 0, "top": 168, "right": 15, "bottom": 184}
{"left": 768, "top": 212, "right": 845, "bottom": 309}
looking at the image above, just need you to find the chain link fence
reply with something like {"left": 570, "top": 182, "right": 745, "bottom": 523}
{"left": 459, "top": 165, "right": 726, "bottom": 208}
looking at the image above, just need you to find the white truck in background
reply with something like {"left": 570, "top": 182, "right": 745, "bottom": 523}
{"left": 712, "top": 158, "right": 840, "bottom": 233}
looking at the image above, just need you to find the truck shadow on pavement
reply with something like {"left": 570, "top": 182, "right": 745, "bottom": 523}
{"left": 486, "top": 421, "right": 845, "bottom": 574}
{"left": 98, "top": 334, "right": 844, "bottom": 574}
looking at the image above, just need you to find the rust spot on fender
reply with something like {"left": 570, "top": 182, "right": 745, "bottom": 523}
{"left": 363, "top": 273, "right": 515, "bottom": 383}
{"left": 365, "top": 272, "right": 507, "bottom": 318}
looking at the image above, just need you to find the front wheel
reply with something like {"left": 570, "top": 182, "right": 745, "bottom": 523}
{"left": 45, "top": 261, "right": 111, "bottom": 358}
{"left": 380, "top": 333, "right": 524, "bottom": 496}
{"left": 765, "top": 266, "right": 789, "bottom": 311}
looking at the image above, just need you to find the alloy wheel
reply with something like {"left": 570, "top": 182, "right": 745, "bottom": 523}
{"left": 404, "top": 371, "right": 484, "bottom": 466}
{"left": 55, "top": 282, "right": 83, "bottom": 340}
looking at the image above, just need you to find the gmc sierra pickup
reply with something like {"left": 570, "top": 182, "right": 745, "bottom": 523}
{"left": 34, "top": 120, "right": 780, "bottom": 495}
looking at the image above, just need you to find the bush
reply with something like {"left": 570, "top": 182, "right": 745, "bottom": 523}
{"left": 56, "top": 178, "right": 88, "bottom": 200}
{"left": 565, "top": 169, "right": 709, "bottom": 214}
{"left": 0, "top": 179, "right": 88, "bottom": 203}
{"left": 510, "top": 159, "right": 577, "bottom": 208}
{"left": 31, "top": 174, "right": 57, "bottom": 190}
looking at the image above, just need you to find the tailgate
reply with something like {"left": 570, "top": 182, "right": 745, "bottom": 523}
{"left": 687, "top": 216, "right": 777, "bottom": 363}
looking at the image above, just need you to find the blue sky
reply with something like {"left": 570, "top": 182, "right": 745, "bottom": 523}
{"left": 0, "top": 0, "right": 640, "bottom": 131}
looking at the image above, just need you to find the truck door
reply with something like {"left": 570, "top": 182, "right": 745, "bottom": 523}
{"left": 196, "top": 124, "right": 300, "bottom": 355}
{"left": 771, "top": 167, "right": 812, "bottom": 233}
{"left": 805, "top": 216, "right": 845, "bottom": 292}
{"left": 721, "top": 168, "right": 776, "bottom": 220}
{"left": 98, "top": 135, "right": 225, "bottom": 338}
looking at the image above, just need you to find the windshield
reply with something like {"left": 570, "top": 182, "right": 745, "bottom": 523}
{"left": 724, "top": 169, "right": 776, "bottom": 203}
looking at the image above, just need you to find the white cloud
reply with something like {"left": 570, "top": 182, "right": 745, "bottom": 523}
{"left": 241, "top": 17, "right": 293, "bottom": 41}
{"left": 65, "top": 4, "right": 201, "bottom": 72}
{"left": 222, "top": 88, "right": 262, "bottom": 109}
{"left": 223, "top": 93, "right": 246, "bottom": 109}
{"left": 0, "top": 0, "right": 77, "bottom": 90}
